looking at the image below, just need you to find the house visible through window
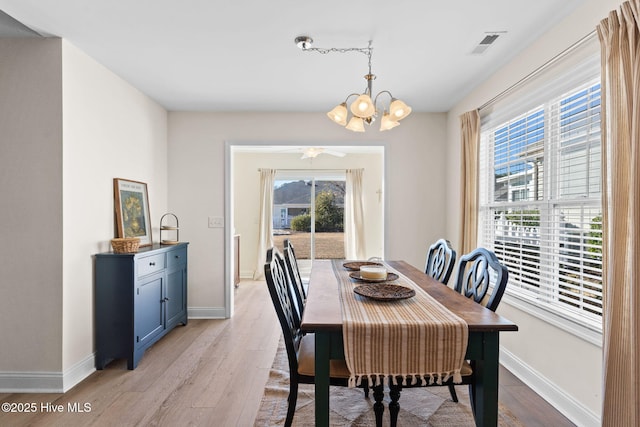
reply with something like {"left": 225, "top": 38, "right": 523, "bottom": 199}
{"left": 478, "top": 42, "right": 602, "bottom": 330}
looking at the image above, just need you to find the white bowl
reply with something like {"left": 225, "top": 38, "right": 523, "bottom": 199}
{"left": 360, "top": 265, "right": 387, "bottom": 280}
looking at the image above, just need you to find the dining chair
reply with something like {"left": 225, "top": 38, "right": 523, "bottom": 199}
{"left": 445, "top": 246, "right": 509, "bottom": 403}
{"left": 283, "top": 239, "right": 306, "bottom": 318}
{"left": 386, "top": 247, "right": 510, "bottom": 426}
{"left": 424, "top": 239, "right": 458, "bottom": 401}
{"left": 264, "top": 248, "right": 379, "bottom": 427}
{"left": 425, "top": 238, "right": 457, "bottom": 285}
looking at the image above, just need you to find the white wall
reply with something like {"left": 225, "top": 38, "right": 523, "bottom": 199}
{"left": 168, "top": 112, "right": 447, "bottom": 316}
{"left": 0, "top": 37, "right": 168, "bottom": 392}
{"left": 61, "top": 40, "right": 168, "bottom": 380}
{"left": 445, "top": 0, "right": 620, "bottom": 425}
{"left": 233, "top": 150, "right": 384, "bottom": 278}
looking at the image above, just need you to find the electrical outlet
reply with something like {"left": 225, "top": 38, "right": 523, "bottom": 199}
{"left": 208, "top": 216, "right": 224, "bottom": 228}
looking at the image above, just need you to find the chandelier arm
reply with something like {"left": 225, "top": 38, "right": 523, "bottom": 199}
{"left": 373, "top": 90, "right": 394, "bottom": 109}
{"left": 343, "top": 93, "right": 362, "bottom": 103}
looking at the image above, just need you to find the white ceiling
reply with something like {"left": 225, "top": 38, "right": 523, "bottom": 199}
{"left": 0, "top": 0, "right": 587, "bottom": 113}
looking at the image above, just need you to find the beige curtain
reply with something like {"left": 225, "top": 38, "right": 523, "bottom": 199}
{"left": 344, "top": 169, "right": 366, "bottom": 260}
{"left": 597, "top": 1, "right": 640, "bottom": 425}
{"left": 253, "top": 169, "right": 276, "bottom": 279}
{"left": 459, "top": 109, "right": 480, "bottom": 255}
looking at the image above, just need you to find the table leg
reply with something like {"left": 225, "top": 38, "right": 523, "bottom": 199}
{"left": 471, "top": 332, "right": 500, "bottom": 427}
{"left": 315, "top": 332, "right": 331, "bottom": 427}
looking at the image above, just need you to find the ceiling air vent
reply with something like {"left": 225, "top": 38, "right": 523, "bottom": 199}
{"left": 471, "top": 32, "right": 505, "bottom": 55}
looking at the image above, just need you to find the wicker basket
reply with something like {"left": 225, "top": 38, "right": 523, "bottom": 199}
{"left": 111, "top": 237, "right": 140, "bottom": 253}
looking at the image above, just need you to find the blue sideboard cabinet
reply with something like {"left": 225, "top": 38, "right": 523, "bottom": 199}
{"left": 95, "top": 242, "right": 188, "bottom": 370}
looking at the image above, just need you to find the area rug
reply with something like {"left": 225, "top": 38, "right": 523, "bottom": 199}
{"left": 254, "top": 338, "right": 524, "bottom": 426}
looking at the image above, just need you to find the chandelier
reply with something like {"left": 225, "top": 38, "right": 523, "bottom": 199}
{"left": 295, "top": 36, "right": 412, "bottom": 132}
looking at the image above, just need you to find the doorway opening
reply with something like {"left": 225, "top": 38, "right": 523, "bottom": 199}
{"left": 227, "top": 144, "right": 386, "bottom": 316}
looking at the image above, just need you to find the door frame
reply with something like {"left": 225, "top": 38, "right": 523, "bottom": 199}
{"left": 224, "top": 141, "right": 389, "bottom": 318}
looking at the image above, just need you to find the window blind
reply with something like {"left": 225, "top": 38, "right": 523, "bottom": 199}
{"left": 481, "top": 32, "right": 600, "bottom": 128}
{"left": 478, "top": 33, "right": 602, "bottom": 328}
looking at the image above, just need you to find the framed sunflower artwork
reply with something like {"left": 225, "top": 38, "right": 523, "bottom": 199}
{"left": 113, "top": 178, "right": 152, "bottom": 246}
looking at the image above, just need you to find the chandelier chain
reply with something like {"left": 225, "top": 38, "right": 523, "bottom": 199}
{"left": 303, "top": 41, "right": 374, "bottom": 75}
{"left": 302, "top": 46, "right": 370, "bottom": 56}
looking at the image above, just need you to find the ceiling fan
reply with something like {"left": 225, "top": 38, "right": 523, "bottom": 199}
{"left": 300, "top": 147, "right": 346, "bottom": 159}
{"left": 266, "top": 146, "right": 348, "bottom": 159}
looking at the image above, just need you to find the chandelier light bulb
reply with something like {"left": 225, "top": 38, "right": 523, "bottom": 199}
{"left": 389, "top": 98, "right": 412, "bottom": 121}
{"left": 393, "top": 108, "right": 406, "bottom": 118}
{"left": 350, "top": 94, "right": 375, "bottom": 118}
{"left": 327, "top": 103, "right": 348, "bottom": 126}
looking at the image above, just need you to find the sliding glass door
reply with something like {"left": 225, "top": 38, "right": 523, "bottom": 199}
{"left": 272, "top": 172, "right": 345, "bottom": 276}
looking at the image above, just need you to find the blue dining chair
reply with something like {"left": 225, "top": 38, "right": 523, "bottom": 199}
{"left": 441, "top": 246, "right": 509, "bottom": 404}
{"left": 264, "top": 248, "right": 378, "bottom": 427}
{"left": 424, "top": 238, "right": 458, "bottom": 402}
{"left": 386, "top": 247, "right": 509, "bottom": 427}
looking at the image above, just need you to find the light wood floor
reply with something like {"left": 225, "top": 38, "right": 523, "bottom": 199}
{"left": 0, "top": 280, "right": 575, "bottom": 426}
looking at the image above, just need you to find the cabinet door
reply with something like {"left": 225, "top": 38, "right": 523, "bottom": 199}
{"left": 166, "top": 267, "right": 186, "bottom": 328}
{"left": 135, "top": 273, "right": 164, "bottom": 347}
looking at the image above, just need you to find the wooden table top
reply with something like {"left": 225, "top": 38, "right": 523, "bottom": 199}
{"left": 301, "top": 260, "right": 519, "bottom": 333}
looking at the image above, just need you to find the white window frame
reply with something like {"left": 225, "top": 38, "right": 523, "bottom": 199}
{"left": 478, "top": 35, "right": 603, "bottom": 343}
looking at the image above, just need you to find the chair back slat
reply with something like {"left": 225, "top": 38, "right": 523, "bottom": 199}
{"left": 425, "top": 239, "right": 457, "bottom": 285}
{"left": 284, "top": 239, "right": 306, "bottom": 315}
{"left": 454, "top": 247, "right": 508, "bottom": 312}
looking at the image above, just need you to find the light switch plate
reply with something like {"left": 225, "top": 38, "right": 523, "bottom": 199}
{"left": 208, "top": 216, "right": 224, "bottom": 228}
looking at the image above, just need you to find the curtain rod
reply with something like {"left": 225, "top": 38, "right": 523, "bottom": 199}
{"left": 478, "top": 30, "right": 597, "bottom": 111}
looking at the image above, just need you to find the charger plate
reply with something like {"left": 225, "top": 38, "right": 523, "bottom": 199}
{"left": 354, "top": 284, "right": 416, "bottom": 301}
{"left": 343, "top": 261, "right": 383, "bottom": 271}
{"left": 349, "top": 272, "right": 399, "bottom": 283}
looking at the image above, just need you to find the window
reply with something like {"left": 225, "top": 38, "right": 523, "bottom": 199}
{"left": 478, "top": 38, "right": 602, "bottom": 330}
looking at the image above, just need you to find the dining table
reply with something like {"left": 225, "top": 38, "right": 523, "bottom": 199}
{"left": 300, "top": 259, "right": 519, "bottom": 427}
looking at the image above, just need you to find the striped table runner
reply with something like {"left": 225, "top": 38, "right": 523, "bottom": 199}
{"left": 333, "top": 260, "right": 469, "bottom": 387}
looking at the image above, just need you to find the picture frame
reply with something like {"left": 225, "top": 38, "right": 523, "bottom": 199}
{"left": 113, "top": 178, "right": 152, "bottom": 247}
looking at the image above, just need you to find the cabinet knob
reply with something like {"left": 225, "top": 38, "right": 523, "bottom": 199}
{"left": 149, "top": 262, "right": 155, "bottom": 266}
{"left": 162, "top": 297, "right": 170, "bottom": 302}
{"left": 175, "top": 255, "right": 180, "bottom": 259}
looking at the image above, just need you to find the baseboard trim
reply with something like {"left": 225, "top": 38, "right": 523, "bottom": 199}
{"left": 63, "top": 352, "right": 96, "bottom": 392}
{"left": 240, "top": 270, "right": 255, "bottom": 279}
{"left": 500, "top": 347, "right": 600, "bottom": 427}
{"left": 0, "top": 353, "right": 95, "bottom": 393}
{"left": 188, "top": 307, "right": 226, "bottom": 319}
{"left": 0, "top": 371, "right": 63, "bottom": 393}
